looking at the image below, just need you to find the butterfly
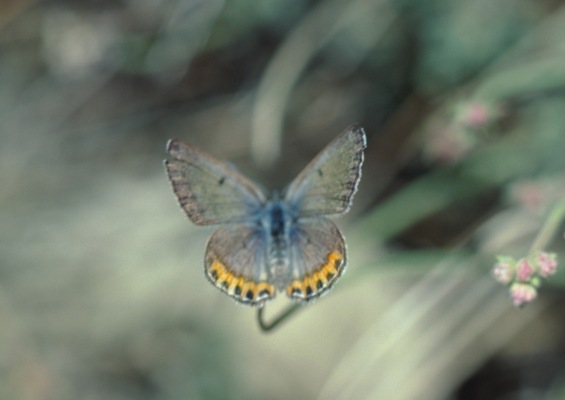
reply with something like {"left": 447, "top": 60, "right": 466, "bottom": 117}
{"left": 164, "top": 125, "right": 366, "bottom": 307}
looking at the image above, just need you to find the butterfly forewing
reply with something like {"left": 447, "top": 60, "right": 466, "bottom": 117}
{"left": 284, "top": 125, "right": 366, "bottom": 217}
{"left": 165, "top": 139, "right": 267, "bottom": 225}
{"left": 286, "top": 218, "right": 347, "bottom": 302}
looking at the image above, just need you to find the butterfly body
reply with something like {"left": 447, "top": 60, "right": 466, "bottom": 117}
{"left": 263, "top": 200, "right": 293, "bottom": 288}
{"left": 165, "top": 125, "right": 366, "bottom": 307}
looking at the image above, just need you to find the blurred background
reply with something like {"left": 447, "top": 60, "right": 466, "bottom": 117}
{"left": 2, "top": 0, "right": 565, "bottom": 399}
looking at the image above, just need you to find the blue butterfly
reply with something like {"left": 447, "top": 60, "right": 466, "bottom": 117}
{"left": 165, "top": 125, "right": 366, "bottom": 306}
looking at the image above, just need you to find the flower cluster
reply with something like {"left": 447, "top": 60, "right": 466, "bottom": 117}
{"left": 492, "top": 251, "right": 558, "bottom": 307}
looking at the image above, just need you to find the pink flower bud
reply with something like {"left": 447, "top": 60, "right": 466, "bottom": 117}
{"left": 510, "top": 181, "right": 545, "bottom": 211}
{"left": 537, "top": 252, "right": 558, "bottom": 277}
{"left": 455, "top": 102, "right": 502, "bottom": 129}
{"left": 509, "top": 283, "right": 537, "bottom": 307}
{"left": 461, "top": 104, "right": 489, "bottom": 128}
{"left": 515, "top": 258, "right": 534, "bottom": 282}
{"left": 492, "top": 257, "right": 515, "bottom": 285}
{"left": 424, "top": 128, "right": 474, "bottom": 164}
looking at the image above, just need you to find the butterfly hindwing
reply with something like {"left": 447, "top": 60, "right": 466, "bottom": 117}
{"left": 204, "top": 224, "right": 275, "bottom": 306}
{"left": 286, "top": 218, "right": 347, "bottom": 302}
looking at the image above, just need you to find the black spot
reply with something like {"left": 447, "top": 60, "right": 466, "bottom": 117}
{"left": 334, "top": 258, "right": 342, "bottom": 268}
{"left": 245, "top": 290, "right": 254, "bottom": 301}
{"left": 317, "top": 169, "right": 323, "bottom": 177}
{"left": 220, "top": 281, "right": 229, "bottom": 290}
{"left": 258, "top": 289, "right": 271, "bottom": 298}
{"left": 306, "top": 286, "right": 313, "bottom": 296}
{"left": 316, "top": 279, "right": 323, "bottom": 290}
{"left": 234, "top": 285, "right": 242, "bottom": 296}
{"left": 291, "top": 288, "right": 302, "bottom": 296}
{"left": 326, "top": 272, "right": 335, "bottom": 281}
{"left": 209, "top": 269, "right": 218, "bottom": 280}
{"left": 218, "top": 176, "right": 225, "bottom": 185}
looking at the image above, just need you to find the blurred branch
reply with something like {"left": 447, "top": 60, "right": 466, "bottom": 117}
{"left": 471, "top": 7, "right": 565, "bottom": 102}
{"left": 474, "top": 56, "right": 565, "bottom": 102}
{"left": 356, "top": 129, "right": 541, "bottom": 243}
{"left": 319, "top": 246, "right": 550, "bottom": 400}
{"left": 251, "top": 0, "right": 396, "bottom": 166}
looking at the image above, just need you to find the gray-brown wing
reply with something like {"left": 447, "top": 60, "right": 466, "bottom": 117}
{"left": 165, "top": 139, "right": 267, "bottom": 225}
{"left": 284, "top": 125, "right": 366, "bottom": 217}
{"left": 286, "top": 218, "right": 347, "bottom": 302}
{"left": 204, "top": 224, "right": 275, "bottom": 306}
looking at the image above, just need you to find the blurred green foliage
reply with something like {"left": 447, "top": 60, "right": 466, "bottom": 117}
{"left": 1, "top": 1, "right": 565, "bottom": 399}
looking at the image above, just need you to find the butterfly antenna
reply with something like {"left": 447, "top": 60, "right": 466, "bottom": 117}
{"left": 257, "top": 303, "right": 302, "bottom": 332}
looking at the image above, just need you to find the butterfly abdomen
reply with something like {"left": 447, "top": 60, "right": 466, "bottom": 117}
{"left": 264, "top": 201, "right": 293, "bottom": 288}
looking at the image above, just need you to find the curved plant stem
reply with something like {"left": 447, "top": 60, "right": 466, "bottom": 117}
{"left": 529, "top": 197, "right": 565, "bottom": 253}
{"left": 257, "top": 303, "right": 302, "bottom": 333}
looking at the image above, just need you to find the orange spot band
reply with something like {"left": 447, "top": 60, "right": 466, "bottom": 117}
{"left": 286, "top": 250, "right": 344, "bottom": 300}
{"left": 207, "top": 259, "right": 275, "bottom": 305}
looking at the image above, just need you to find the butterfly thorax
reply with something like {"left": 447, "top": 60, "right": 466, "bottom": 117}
{"left": 263, "top": 200, "right": 294, "bottom": 289}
